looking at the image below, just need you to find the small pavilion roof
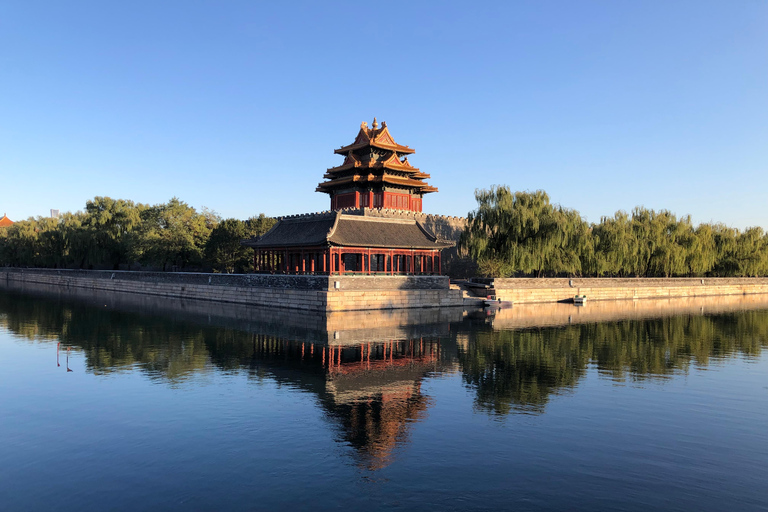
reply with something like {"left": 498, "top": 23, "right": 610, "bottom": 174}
{"left": 0, "top": 214, "right": 13, "bottom": 227}
{"left": 242, "top": 211, "right": 454, "bottom": 250}
{"left": 335, "top": 119, "right": 415, "bottom": 155}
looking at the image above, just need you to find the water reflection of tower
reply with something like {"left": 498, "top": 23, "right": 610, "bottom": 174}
{"left": 250, "top": 335, "right": 447, "bottom": 471}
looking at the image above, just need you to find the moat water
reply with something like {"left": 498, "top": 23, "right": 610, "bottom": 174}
{"left": 2, "top": 284, "right": 768, "bottom": 511}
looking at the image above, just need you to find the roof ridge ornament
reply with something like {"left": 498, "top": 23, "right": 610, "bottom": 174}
{"left": 372, "top": 117, "right": 378, "bottom": 129}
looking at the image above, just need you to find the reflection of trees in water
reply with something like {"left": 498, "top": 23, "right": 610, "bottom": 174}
{"left": 460, "top": 327, "right": 588, "bottom": 415}
{"left": 0, "top": 291, "right": 212, "bottom": 382}
{"left": 0, "top": 290, "right": 438, "bottom": 470}
{"left": 459, "top": 312, "right": 768, "bottom": 416}
{"left": 4, "top": 289, "right": 768, "bottom": 454}
{"left": 0, "top": 293, "right": 69, "bottom": 343}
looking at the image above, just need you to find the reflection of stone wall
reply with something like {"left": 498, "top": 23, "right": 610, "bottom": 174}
{"left": 486, "top": 294, "right": 768, "bottom": 330}
{"left": 490, "top": 277, "right": 768, "bottom": 304}
{"left": 1, "top": 269, "right": 463, "bottom": 312}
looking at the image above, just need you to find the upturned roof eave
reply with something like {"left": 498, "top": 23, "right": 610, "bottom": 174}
{"left": 325, "top": 162, "right": 423, "bottom": 174}
{"left": 327, "top": 240, "right": 454, "bottom": 250}
{"left": 334, "top": 141, "right": 415, "bottom": 155}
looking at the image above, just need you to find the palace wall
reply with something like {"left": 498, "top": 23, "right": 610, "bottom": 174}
{"left": 0, "top": 268, "right": 464, "bottom": 312}
{"left": 5, "top": 269, "right": 768, "bottom": 313}
{"left": 487, "top": 277, "right": 768, "bottom": 304}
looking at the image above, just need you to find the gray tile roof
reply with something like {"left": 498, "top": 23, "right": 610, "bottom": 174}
{"left": 243, "top": 212, "right": 454, "bottom": 250}
{"left": 243, "top": 216, "right": 336, "bottom": 248}
{"left": 329, "top": 217, "right": 452, "bottom": 249}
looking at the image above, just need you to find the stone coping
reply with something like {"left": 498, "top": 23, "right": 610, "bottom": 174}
{"left": 487, "top": 277, "right": 768, "bottom": 289}
{"left": 1, "top": 268, "right": 450, "bottom": 291}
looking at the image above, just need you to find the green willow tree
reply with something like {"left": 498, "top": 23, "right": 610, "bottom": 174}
{"left": 461, "top": 185, "right": 768, "bottom": 278}
{"left": 83, "top": 197, "right": 145, "bottom": 269}
{"left": 460, "top": 187, "right": 592, "bottom": 277}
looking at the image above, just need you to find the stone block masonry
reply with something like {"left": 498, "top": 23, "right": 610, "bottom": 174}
{"left": 489, "top": 277, "right": 768, "bottom": 304}
{"left": 0, "top": 269, "right": 464, "bottom": 312}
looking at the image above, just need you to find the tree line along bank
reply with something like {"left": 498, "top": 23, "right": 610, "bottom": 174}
{"left": 2, "top": 187, "right": 767, "bottom": 278}
{"left": 0, "top": 197, "right": 275, "bottom": 273}
{"left": 458, "top": 186, "right": 768, "bottom": 278}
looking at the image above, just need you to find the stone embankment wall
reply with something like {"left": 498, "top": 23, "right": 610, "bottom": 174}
{"left": 488, "top": 277, "right": 768, "bottom": 304}
{"left": 0, "top": 268, "right": 463, "bottom": 312}
{"left": 0, "top": 279, "right": 465, "bottom": 344}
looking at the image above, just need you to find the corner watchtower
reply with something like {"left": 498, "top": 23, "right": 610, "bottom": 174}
{"left": 316, "top": 118, "right": 437, "bottom": 212}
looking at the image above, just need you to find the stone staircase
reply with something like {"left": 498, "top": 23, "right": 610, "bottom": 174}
{"left": 450, "top": 280, "right": 491, "bottom": 308}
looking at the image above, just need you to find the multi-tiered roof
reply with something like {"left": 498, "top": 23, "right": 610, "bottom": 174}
{"left": 317, "top": 118, "right": 437, "bottom": 212}
{"left": 242, "top": 119, "right": 453, "bottom": 276}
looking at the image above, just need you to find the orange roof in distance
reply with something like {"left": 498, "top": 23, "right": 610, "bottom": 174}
{"left": 0, "top": 214, "right": 13, "bottom": 227}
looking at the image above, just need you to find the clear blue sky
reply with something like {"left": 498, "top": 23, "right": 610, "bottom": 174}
{"left": 1, "top": 1, "right": 766, "bottom": 229}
